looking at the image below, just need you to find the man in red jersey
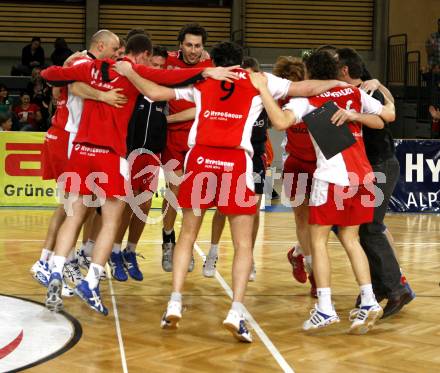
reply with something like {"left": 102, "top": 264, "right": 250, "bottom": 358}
{"left": 40, "top": 33, "right": 238, "bottom": 316}
{"left": 31, "top": 30, "right": 126, "bottom": 295}
{"left": 161, "top": 23, "right": 213, "bottom": 273}
{"left": 114, "top": 41, "right": 349, "bottom": 342}
{"left": 251, "top": 50, "right": 395, "bottom": 335}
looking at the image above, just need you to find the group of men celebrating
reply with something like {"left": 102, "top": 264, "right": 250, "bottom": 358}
{"left": 31, "top": 23, "right": 414, "bottom": 343}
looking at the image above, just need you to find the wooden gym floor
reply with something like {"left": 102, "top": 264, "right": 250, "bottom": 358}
{"left": 0, "top": 208, "right": 439, "bottom": 373}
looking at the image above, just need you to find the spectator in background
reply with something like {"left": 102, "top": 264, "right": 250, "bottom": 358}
{"left": 429, "top": 105, "right": 440, "bottom": 137}
{"left": 0, "top": 84, "right": 12, "bottom": 114}
{"left": 50, "top": 38, "right": 73, "bottom": 66}
{"left": 13, "top": 92, "right": 42, "bottom": 131}
{"left": 11, "top": 37, "right": 45, "bottom": 76}
{"left": 26, "top": 67, "right": 52, "bottom": 129}
{"left": 0, "top": 112, "right": 13, "bottom": 131}
{"left": 426, "top": 18, "right": 440, "bottom": 74}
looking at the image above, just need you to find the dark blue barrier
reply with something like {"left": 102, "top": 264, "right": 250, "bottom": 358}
{"left": 390, "top": 139, "right": 440, "bottom": 212}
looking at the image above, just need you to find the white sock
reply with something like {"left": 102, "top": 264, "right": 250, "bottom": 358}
{"left": 52, "top": 255, "right": 66, "bottom": 276}
{"left": 164, "top": 229, "right": 174, "bottom": 236}
{"left": 126, "top": 241, "right": 137, "bottom": 252}
{"left": 294, "top": 244, "right": 303, "bottom": 256}
{"left": 83, "top": 239, "right": 95, "bottom": 257}
{"left": 231, "top": 301, "right": 244, "bottom": 315}
{"left": 170, "top": 292, "right": 182, "bottom": 303}
{"left": 317, "top": 287, "right": 334, "bottom": 315}
{"left": 85, "top": 263, "right": 104, "bottom": 289}
{"left": 209, "top": 244, "right": 219, "bottom": 257}
{"left": 360, "top": 284, "right": 377, "bottom": 306}
{"left": 66, "top": 249, "right": 76, "bottom": 264}
{"left": 112, "top": 243, "right": 121, "bottom": 254}
{"left": 40, "top": 248, "right": 53, "bottom": 263}
{"left": 304, "top": 255, "right": 313, "bottom": 274}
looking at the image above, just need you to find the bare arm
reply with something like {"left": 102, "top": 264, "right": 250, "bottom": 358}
{"left": 288, "top": 79, "right": 348, "bottom": 97}
{"left": 167, "top": 107, "right": 196, "bottom": 123}
{"left": 331, "top": 109, "right": 384, "bottom": 129}
{"left": 52, "top": 87, "right": 61, "bottom": 100}
{"left": 250, "top": 73, "right": 296, "bottom": 130}
{"left": 69, "top": 82, "right": 128, "bottom": 108}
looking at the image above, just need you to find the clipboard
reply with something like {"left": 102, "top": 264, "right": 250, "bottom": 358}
{"left": 303, "top": 100, "right": 356, "bottom": 160}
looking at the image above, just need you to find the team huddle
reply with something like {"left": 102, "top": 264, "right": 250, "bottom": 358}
{"left": 31, "top": 24, "right": 414, "bottom": 343}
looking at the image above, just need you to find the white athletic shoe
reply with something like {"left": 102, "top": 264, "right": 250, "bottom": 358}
{"left": 303, "top": 305, "right": 340, "bottom": 331}
{"left": 202, "top": 253, "right": 218, "bottom": 278}
{"left": 77, "top": 250, "right": 106, "bottom": 279}
{"left": 248, "top": 262, "right": 256, "bottom": 282}
{"left": 160, "top": 300, "right": 182, "bottom": 329}
{"left": 31, "top": 260, "right": 73, "bottom": 297}
{"left": 349, "top": 303, "right": 383, "bottom": 335}
{"left": 64, "top": 259, "right": 84, "bottom": 286}
{"left": 31, "top": 260, "right": 50, "bottom": 287}
{"left": 223, "top": 309, "right": 252, "bottom": 343}
{"left": 77, "top": 250, "right": 91, "bottom": 270}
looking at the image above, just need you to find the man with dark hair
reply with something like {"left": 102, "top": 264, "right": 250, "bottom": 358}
{"left": 12, "top": 37, "right": 45, "bottom": 76}
{"left": 109, "top": 45, "right": 169, "bottom": 282}
{"left": 126, "top": 28, "right": 151, "bottom": 42}
{"left": 337, "top": 47, "right": 415, "bottom": 318}
{"left": 114, "top": 42, "right": 351, "bottom": 341}
{"left": 251, "top": 49, "right": 395, "bottom": 334}
{"left": 40, "top": 33, "right": 238, "bottom": 316}
{"left": 160, "top": 23, "right": 213, "bottom": 273}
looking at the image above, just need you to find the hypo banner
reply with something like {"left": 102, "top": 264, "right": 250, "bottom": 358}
{"left": 390, "top": 139, "right": 440, "bottom": 212}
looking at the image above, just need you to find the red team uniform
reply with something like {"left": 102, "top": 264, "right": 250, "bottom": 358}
{"left": 163, "top": 51, "right": 213, "bottom": 170}
{"left": 174, "top": 70, "right": 290, "bottom": 215}
{"left": 42, "top": 54, "right": 93, "bottom": 181}
{"left": 41, "top": 58, "right": 207, "bottom": 197}
{"left": 284, "top": 86, "right": 384, "bottom": 226}
{"left": 282, "top": 97, "right": 317, "bottom": 199}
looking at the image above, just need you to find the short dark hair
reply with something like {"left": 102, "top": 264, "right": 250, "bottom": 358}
{"left": 0, "top": 83, "right": 7, "bottom": 91}
{"left": 337, "top": 48, "right": 364, "bottom": 79}
{"left": 125, "top": 34, "right": 153, "bottom": 55}
{"left": 305, "top": 50, "right": 338, "bottom": 80}
{"left": 31, "top": 37, "right": 41, "bottom": 43}
{"left": 153, "top": 45, "right": 168, "bottom": 59}
{"left": 0, "top": 112, "right": 11, "bottom": 125}
{"left": 210, "top": 41, "right": 243, "bottom": 67}
{"left": 177, "top": 23, "right": 208, "bottom": 45}
{"left": 126, "top": 28, "right": 151, "bottom": 42}
{"left": 241, "top": 57, "right": 260, "bottom": 72}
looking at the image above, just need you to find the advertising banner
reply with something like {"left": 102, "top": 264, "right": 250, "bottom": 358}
{"left": 0, "top": 132, "right": 166, "bottom": 208}
{"left": 390, "top": 139, "right": 440, "bottom": 213}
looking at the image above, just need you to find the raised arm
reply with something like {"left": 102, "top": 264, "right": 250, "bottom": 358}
{"left": 115, "top": 62, "right": 176, "bottom": 101}
{"left": 69, "top": 83, "right": 128, "bottom": 108}
{"left": 288, "top": 79, "right": 348, "bottom": 97}
{"left": 250, "top": 73, "right": 296, "bottom": 130}
{"left": 41, "top": 62, "right": 92, "bottom": 86}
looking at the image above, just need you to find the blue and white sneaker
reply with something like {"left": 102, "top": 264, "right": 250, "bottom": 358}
{"left": 223, "top": 309, "right": 253, "bottom": 343}
{"left": 74, "top": 280, "right": 108, "bottom": 316}
{"left": 64, "top": 258, "right": 84, "bottom": 286}
{"left": 32, "top": 260, "right": 74, "bottom": 297}
{"left": 31, "top": 260, "right": 50, "bottom": 287}
{"left": 77, "top": 249, "right": 91, "bottom": 270}
{"left": 349, "top": 303, "right": 383, "bottom": 335}
{"left": 45, "top": 272, "right": 64, "bottom": 312}
{"left": 303, "top": 305, "right": 340, "bottom": 331}
{"left": 109, "top": 252, "right": 128, "bottom": 281}
{"left": 122, "top": 249, "right": 143, "bottom": 281}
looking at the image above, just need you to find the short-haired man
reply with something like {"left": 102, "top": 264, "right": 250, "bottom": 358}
{"left": 251, "top": 50, "right": 395, "bottom": 334}
{"left": 160, "top": 23, "right": 213, "bottom": 273}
